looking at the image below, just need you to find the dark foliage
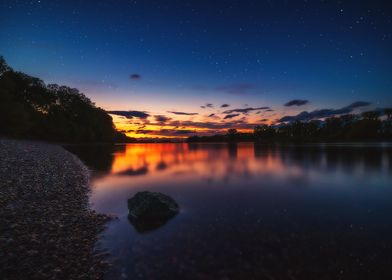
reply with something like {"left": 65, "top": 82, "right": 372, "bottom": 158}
{"left": 0, "top": 56, "right": 131, "bottom": 143}
{"left": 188, "top": 112, "right": 392, "bottom": 143}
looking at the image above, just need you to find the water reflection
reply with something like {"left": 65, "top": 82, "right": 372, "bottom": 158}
{"left": 65, "top": 144, "right": 125, "bottom": 175}
{"left": 68, "top": 143, "right": 392, "bottom": 280}
{"left": 127, "top": 213, "right": 176, "bottom": 233}
{"left": 118, "top": 166, "right": 149, "bottom": 176}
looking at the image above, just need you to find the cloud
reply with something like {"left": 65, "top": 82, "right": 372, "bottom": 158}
{"left": 121, "top": 118, "right": 265, "bottom": 137}
{"left": 284, "top": 99, "right": 309, "bottom": 106}
{"left": 135, "top": 128, "right": 196, "bottom": 137}
{"left": 139, "top": 120, "right": 261, "bottom": 135}
{"left": 279, "top": 101, "right": 371, "bottom": 123}
{"left": 160, "top": 129, "right": 194, "bottom": 136}
{"left": 208, "top": 113, "right": 216, "bottom": 117}
{"left": 221, "top": 104, "right": 230, "bottom": 108}
{"left": 223, "top": 107, "right": 270, "bottom": 114}
{"left": 167, "top": 111, "right": 198, "bottom": 116}
{"left": 170, "top": 120, "right": 258, "bottom": 130}
{"left": 136, "top": 129, "right": 154, "bottom": 134}
{"left": 108, "top": 110, "right": 150, "bottom": 119}
{"left": 200, "top": 103, "right": 213, "bottom": 109}
{"left": 154, "top": 115, "right": 171, "bottom": 123}
{"left": 130, "top": 74, "right": 141, "bottom": 80}
{"left": 215, "top": 84, "right": 256, "bottom": 95}
{"left": 224, "top": 113, "right": 240, "bottom": 119}
{"left": 346, "top": 101, "right": 372, "bottom": 109}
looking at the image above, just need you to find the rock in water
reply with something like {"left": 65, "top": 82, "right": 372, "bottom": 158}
{"left": 127, "top": 191, "right": 179, "bottom": 232}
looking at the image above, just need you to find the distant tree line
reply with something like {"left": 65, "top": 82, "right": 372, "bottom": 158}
{"left": 0, "top": 56, "right": 132, "bottom": 143}
{"left": 188, "top": 111, "right": 392, "bottom": 143}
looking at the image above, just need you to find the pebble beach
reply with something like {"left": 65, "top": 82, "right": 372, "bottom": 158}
{"left": 0, "top": 139, "right": 110, "bottom": 279}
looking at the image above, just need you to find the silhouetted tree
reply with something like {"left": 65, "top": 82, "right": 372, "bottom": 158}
{"left": 227, "top": 128, "right": 238, "bottom": 141}
{"left": 385, "top": 108, "right": 392, "bottom": 120}
{"left": 0, "top": 56, "right": 130, "bottom": 142}
{"left": 362, "top": 111, "right": 380, "bottom": 121}
{"left": 254, "top": 125, "right": 276, "bottom": 141}
{"left": 188, "top": 110, "right": 391, "bottom": 143}
{"left": 382, "top": 108, "right": 392, "bottom": 138}
{"left": 0, "top": 56, "right": 10, "bottom": 75}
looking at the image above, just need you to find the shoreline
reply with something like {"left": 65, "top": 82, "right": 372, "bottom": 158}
{"left": 0, "top": 139, "right": 110, "bottom": 279}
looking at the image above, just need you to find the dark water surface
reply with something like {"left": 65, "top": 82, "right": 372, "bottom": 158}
{"left": 66, "top": 143, "right": 392, "bottom": 280}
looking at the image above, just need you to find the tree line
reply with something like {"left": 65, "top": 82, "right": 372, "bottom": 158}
{"left": 187, "top": 110, "right": 392, "bottom": 143}
{"left": 2, "top": 55, "right": 391, "bottom": 144}
{"left": 0, "top": 56, "right": 131, "bottom": 143}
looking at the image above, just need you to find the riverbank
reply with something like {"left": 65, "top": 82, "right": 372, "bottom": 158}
{"left": 0, "top": 139, "right": 110, "bottom": 279}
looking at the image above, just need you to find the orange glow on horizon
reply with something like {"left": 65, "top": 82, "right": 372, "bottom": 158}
{"left": 110, "top": 113, "right": 277, "bottom": 139}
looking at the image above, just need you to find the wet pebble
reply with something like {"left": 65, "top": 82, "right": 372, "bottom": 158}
{"left": 0, "top": 139, "right": 112, "bottom": 279}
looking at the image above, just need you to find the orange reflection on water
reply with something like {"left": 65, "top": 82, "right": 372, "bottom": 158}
{"left": 109, "top": 143, "right": 299, "bottom": 184}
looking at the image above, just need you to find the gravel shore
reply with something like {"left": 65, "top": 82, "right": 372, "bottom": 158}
{"left": 0, "top": 139, "right": 110, "bottom": 279}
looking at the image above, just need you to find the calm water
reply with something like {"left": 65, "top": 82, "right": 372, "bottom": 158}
{"left": 67, "top": 143, "right": 392, "bottom": 280}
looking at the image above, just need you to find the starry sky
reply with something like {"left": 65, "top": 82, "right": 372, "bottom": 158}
{"left": 1, "top": 0, "right": 391, "bottom": 138}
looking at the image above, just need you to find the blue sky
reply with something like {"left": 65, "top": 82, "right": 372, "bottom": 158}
{"left": 1, "top": 0, "right": 391, "bottom": 137}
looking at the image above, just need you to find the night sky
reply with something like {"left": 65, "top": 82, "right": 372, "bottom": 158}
{"left": 1, "top": 0, "right": 391, "bottom": 138}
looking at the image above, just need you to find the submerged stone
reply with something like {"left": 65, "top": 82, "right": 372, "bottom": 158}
{"left": 127, "top": 191, "right": 179, "bottom": 232}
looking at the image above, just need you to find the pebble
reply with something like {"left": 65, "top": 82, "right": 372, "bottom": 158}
{"left": 0, "top": 139, "right": 111, "bottom": 279}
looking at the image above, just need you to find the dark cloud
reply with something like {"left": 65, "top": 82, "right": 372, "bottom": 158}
{"left": 224, "top": 113, "right": 240, "bottom": 119}
{"left": 198, "top": 120, "right": 254, "bottom": 129}
{"left": 136, "top": 129, "right": 154, "bottom": 134}
{"left": 279, "top": 101, "right": 371, "bottom": 123}
{"left": 133, "top": 119, "right": 262, "bottom": 136}
{"left": 160, "top": 129, "right": 194, "bottom": 135}
{"left": 108, "top": 110, "right": 150, "bottom": 119}
{"left": 178, "top": 121, "right": 228, "bottom": 129}
{"left": 134, "top": 128, "right": 195, "bottom": 137}
{"left": 284, "top": 99, "right": 309, "bottom": 106}
{"left": 221, "top": 104, "right": 230, "bottom": 108}
{"left": 167, "top": 111, "right": 198, "bottom": 116}
{"left": 346, "top": 101, "right": 372, "bottom": 109}
{"left": 130, "top": 74, "right": 141, "bottom": 80}
{"left": 215, "top": 84, "right": 256, "bottom": 95}
{"left": 158, "top": 120, "right": 260, "bottom": 132}
{"left": 154, "top": 115, "right": 171, "bottom": 123}
{"left": 201, "top": 103, "right": 213, "bottom": 109}
{"left": 208, "top": 113, "right": 216, "bottom": 117}
{"left": 223, "top": 107, "right": 270, "bottom": 114}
